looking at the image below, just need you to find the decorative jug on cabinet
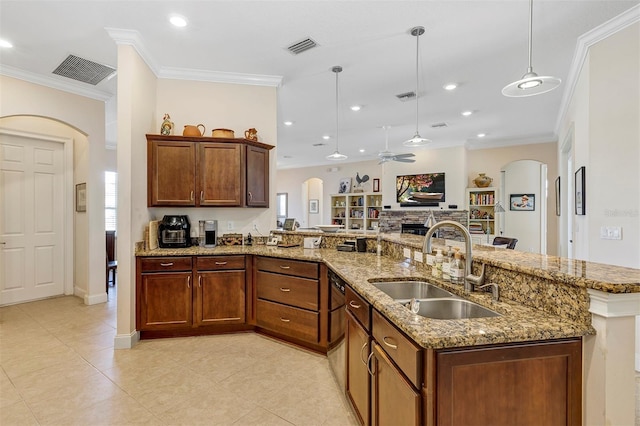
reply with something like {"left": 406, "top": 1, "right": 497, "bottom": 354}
{"left": 473, "top": 173, "right": 493, "bottom": 188}
{"left": 183, "top": 124, "right": 205, "bottom": 137}
{"left": 244, "top": 128, "right": 258, "bottom": 141}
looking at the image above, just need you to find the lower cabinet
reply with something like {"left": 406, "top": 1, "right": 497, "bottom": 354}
{"left": 346, "top": 310, "right": 371, "bottom": 426}
{"left": 195, "top": 256, "right": 246, "bottom": 325}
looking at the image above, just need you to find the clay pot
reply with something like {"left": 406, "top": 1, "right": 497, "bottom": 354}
{"left": 244, "top": 128, "right": 258, "bottom": 141}
{"left": 183, "top": 124, "right": 205, "bottom": 137}
{"left": 212, "top": 128, "right": 235, "bottom": 138}
{"left": 473, "top": 173, "right": 493, "bottom": 188}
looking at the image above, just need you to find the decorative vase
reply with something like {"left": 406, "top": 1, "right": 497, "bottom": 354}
{"left": 473, "top": 173, "right": 493, "bottom": 188}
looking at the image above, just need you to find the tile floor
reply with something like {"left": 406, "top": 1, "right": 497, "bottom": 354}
{"left": 0, "top": 289, "right": 358, "bottom": 425}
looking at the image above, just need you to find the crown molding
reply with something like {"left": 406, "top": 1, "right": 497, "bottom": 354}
{"left": 465, "top": 133, "right": 557, "bottom": 150}
{"left": 555, "top": 4, "right": 640, "bottom": 134}
{"left": 0, "top": 64, "right": 113, "bottom": 102}
{"left": 105, "top": 27, "right": 282, "bottom": 87}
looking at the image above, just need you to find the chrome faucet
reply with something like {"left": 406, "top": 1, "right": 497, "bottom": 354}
{"left": 423, "top": 220, "right": 485, "bottom": 292}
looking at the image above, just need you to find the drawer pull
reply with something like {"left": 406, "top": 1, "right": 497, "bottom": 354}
{"left": 382, "top": 337, "right": 397, "bottom": 350}
{"left": 279, "top": 288, "right": 291, "bottom": 292}
{"left": 366, "top": 351, "right": 375, "bottom": 376}
{"left": 279, "top": 317, "right": 291, "bottom": 323}
{"left": 279, "top": 265, "right": 291, "bottom": 270}
{"left": 349, "top": 301, "right": 361, "bottom": 309}
{"left": 160, "top": 262, "right": 174, "bottom": 267}
{"left": 215, "top": 262, "right": 228, "bottom": 265}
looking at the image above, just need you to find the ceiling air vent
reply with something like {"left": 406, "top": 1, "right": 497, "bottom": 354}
{"left": 396, "top": 91, "right": 416, "bottom": 102}
{"left": 52, "top": 54, "right": 116, "bottom": 85}
{"left": 312, "top": 143, "right": 327, "bottom": 147}
{"left": 286, "top": 38, "right": 318, "bottom": 55}
{"left": 431, "top": 122, "right": 448, "bottom": 128}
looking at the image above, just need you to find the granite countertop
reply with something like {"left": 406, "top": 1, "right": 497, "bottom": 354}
{"left": 136, "top": 243, "right": 599, "bottom": 349}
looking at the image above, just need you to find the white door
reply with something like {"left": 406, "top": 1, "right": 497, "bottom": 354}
{"left": 1, "top": 134, "right": 64, "bottom": 305}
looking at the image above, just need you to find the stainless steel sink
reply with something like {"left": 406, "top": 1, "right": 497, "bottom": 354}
{"left": 371, "top": 281, "right": 454, "bottom": 300}
{"left": 413, "top": 298, "right": 501, "bottom": 319}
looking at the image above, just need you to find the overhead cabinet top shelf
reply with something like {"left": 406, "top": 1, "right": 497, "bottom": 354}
{"left": 147, "top": 134, "right": 274, "bottom": 208}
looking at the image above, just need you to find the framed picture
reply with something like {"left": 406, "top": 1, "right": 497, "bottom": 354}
{"left": 373, "top": 178, "right": 380, "bottom": 192}
{"left": 75, "top": 183, "right": 86, "bottom": 212}
{"left": 510, "top": 193, "right": 535, "bottom": 211}
{"left": 575, "top": 166, "right": 586, "bottom": 215}
{"left": 338, "top": 178, "right": 351, "bottom": 194}
{"left": 309, "top": 199, "right": 319, "bottom": 214}
{"left": 555, "top": 177, "right": 561, "bottom": 216}
{"left": 283, "top": 218, "right": 296, "bottom": 231}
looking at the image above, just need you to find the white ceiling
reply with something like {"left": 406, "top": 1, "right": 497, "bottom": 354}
{"left": 1, "top": 1, "right": 638, "bottom": 169}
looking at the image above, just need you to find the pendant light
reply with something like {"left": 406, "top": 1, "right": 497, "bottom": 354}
{"left": 404, "top": 26, "right": 431, "bottom": 147}
{"left": 326, "top": 66, "right": 347, "bottom": 161}
{"left": 502, "top": 0, "right": 561, "bottom": 97}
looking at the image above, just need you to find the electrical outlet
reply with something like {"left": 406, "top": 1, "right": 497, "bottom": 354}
{"left": 600, "top": 226, "right": 622, "bottom": 240}
{"left": 403, "top": 248, "right": 411, "bottom": 258}
{"left": 426, "top": 254, "right": 435, "bottom": 266}
{"left": 413, "top": 251, "right": 423, "bottom": 263}
{"left": 227, "top": 221, "right": 234, "bottom": 230}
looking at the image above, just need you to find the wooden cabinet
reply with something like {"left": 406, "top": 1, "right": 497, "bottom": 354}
{"left": 330, "top": 192, "right": 382, "bottom": 231}
{"left": 137, "top": 257, "right": 193, "bottom": 330}
{"left": 195, "top": 256, "right": 246, "bottom": 325}
{"left": 371, "top": 342, "right": 421, "bottom": 426}
{"left": 433, "top": 339, "right": 582, "bottom": 426}
{"left": 147, "top": 134, "right": 273, "bottom": 208}
{"left": 255, "top": 256, "right": 328, "bottom": 350}
{"left": 346, "top": 309, "right": 371, "bottom": 426}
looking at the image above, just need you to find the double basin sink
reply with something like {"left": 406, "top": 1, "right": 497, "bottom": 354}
{"left": 370, "top": 280, "right": 500, "bottom": 320}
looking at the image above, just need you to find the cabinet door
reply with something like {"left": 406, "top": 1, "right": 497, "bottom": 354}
{"left": 346, "top": 311, "right": 370, "bottom": 426}
{"left": 372, "top": 342, "right": 420, "bottom": 426}
{"left": 140, "top": 272, "right": 192, "bottom": 330}
{"left": 148, "top": 140, "right": 196, "bottom": 206}
{"left": 198, "top": 143, "right": 243, "bottom": 206}
{"left": 246, "top": 145, "right": 269, "bottom": 207}
{"left": 195, "top": 270, "right": 246, "bottom": 325}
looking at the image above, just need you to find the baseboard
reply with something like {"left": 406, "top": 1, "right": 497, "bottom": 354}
{"left": 84, "top": 292, "right": 107, "bottom": 305}
{"left": 114, "top": 330, "right": 140, "bottom": 349}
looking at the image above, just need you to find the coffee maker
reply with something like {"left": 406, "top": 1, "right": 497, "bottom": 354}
{"left": 199, "top": 220, "right": 217, "bottom": 247}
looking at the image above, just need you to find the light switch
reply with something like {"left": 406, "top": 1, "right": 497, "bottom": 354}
{"left": 600, "top": 226, "right": 622, "bottom": 240}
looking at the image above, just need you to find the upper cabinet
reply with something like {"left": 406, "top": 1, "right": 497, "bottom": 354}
{"left": 147, "top": 134, "right": 273, "bottom": 208}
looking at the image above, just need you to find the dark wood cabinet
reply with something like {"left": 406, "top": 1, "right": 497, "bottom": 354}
{"left": 371, "top": 342, "right": 421, "bottom": 426}
{"left": 434, "top": 339, "right": 582, "bottom": 426}
{"left": 146, "top": 135, "right": 273, "bottom": 208}
{"left": 195, "top": 256, "right": 246, "bottom": 325}
{"left": 346, "top": 310, "right": 371, "bottom": 426}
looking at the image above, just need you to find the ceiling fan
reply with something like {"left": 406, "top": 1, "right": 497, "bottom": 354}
{"left": 378, "top": 126, "right": 416, "bottom": 164}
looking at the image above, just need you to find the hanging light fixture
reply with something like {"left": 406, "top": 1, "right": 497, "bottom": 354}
{"left": 502, "top": 0, "right": 561, "bottom": 97}
{"left": 404, "top": 26, "right": 431, "bottom": 147}
{"left": 326, "top": 66, "right": 347, "bottom": 161}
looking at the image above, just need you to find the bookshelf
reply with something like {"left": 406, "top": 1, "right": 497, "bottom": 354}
{"left": 467, "top": 187, "right": 498, "bottom": 244}
{"left": 330, "top": 192, "right": 382, "bottom": 231}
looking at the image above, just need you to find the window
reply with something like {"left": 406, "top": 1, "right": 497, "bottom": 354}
{"left": 105, "top": 171, "right": 117, "bottom": 231}
{"left": 276, "top": 192, "right": 288, "bottom": 228}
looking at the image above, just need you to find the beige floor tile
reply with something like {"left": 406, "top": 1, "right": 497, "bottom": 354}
{"left": 0, "top": 400, "right": 39, "bottom": 426}
{"left": 0, "top": 374, "right": 24, "bottom": 409}
{"left": 233, "top": 406, "right": 294, "bottom": 425}
{"left": 1, "top": 344, "right": 77, "bottom": 380}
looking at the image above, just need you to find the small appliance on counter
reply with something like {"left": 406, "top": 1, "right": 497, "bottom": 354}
{"left": 199, "top": 220, "right": 217, "bottom": 247}
{"left": 158, "top": 215, "right": 191, "bottom": 248}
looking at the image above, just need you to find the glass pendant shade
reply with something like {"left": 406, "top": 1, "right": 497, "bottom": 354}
{"left": 403, "top": 26, "right": 431, "bottom": 147}
{"left": 327, "top": 66, "right": 347, "bottom": 161}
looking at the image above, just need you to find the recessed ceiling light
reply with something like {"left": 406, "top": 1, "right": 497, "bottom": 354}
{"left": 0, "top": 39, "right": 13, "bottom": 48}
{"left": 477, "top": 133, "right": 486, "bottom": 138}
{"left": 283, "top": 121, "right": 294, "bottom": 126}
{"left": 350, "top": 105, "right": 361, "bottom": 111}
{"left": 461, "top": 110, "right": 473, "bottom": 117}
{"left": 359, "top": 149, "right": 365, "bottom": 153}
{"left": 170, "top": 15, "right": 188, "bottom": 27}
{"left": 443, "top": 83, "right": 457, "bottom": 91}
{"left": 322, "top": 135, "right": 330, "bottom": 140}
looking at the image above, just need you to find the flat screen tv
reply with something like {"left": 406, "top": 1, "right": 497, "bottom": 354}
{"left": 396, "top": 173, "right": 445, "bottom": 206}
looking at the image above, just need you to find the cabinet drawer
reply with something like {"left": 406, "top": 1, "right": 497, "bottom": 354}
{"left": 346, "top": 285, "right": 371, "bottom": 332}
{"left": 256, "top": 299, "right": 319, "bottom": 343}
{"left": 140, "top": 257, "right": 192, "bottom": 272}
{"left": 256, "top": 271, "right": 319, "bottom": 310}
{"left": 256, "top": 256, "right": 318, "bottom": 279}
{"left": 197, "top": 255, "right": 245, "bottom": 270}
{"left": 372, "top": 309, "right": 422, "bottom": 389}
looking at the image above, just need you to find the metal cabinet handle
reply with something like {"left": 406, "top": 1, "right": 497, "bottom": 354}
{"left": 160, "top": 262, "right": 174, "bottom": 267}
{"left": 279, "top": 317, "right": 291, "bottom": 323}
{"left": 248, "top": 192, "right": 253, "bottom": 201}
{"left": 360, "top": 341, "right": 368, "bottom": 365}
{"left": 215, "top": 262, "right": 228, "bottom": 265}
{"left": 279, "top": 265, "right": 291, "bottom": 270}
{"left": 200, "top": 191, "right": 204, "bottom": 202}
{"left": 190, "top": 190, "right": 194, "bottom": 201}
{"left": 187, "top": 276, "right": 191, "bottom": 289}
{"left": 198, "top": 275, "right": 202, "bottom": 288}
{"left": 0, "top": 242, "right": 5, "bottom": 245}
{"left": 366, "top": 351, "right": 375, "bottom": 376}
{"left": 382, "top": 337, "right": 397, "bottom": 350}
{"left": 279, "top": 288, "right": 291, "bottom": 292}
{"left": 349, "top": 300, "right": 361, "bottom": 309}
